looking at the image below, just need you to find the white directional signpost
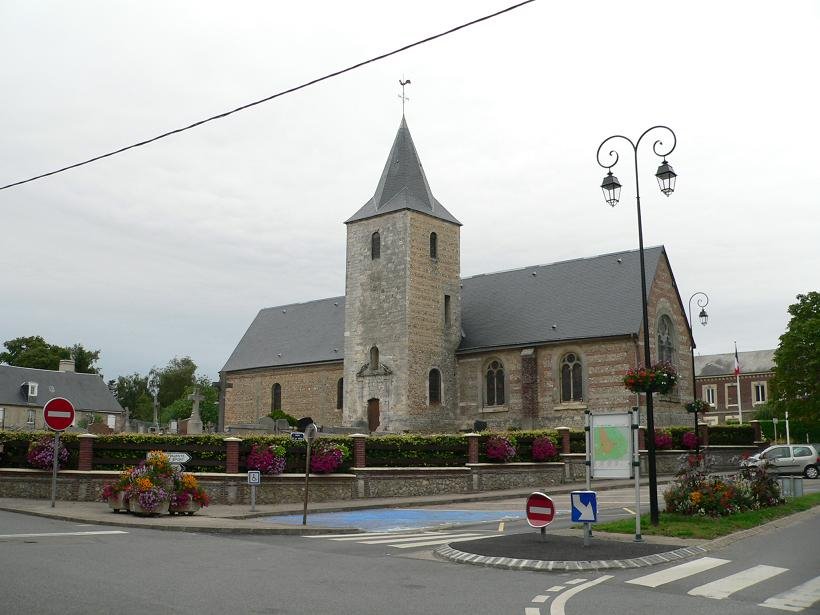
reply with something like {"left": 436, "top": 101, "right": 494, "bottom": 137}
{"left": 526, "top": 492, "right": 555, "bottom": 541}
{"left": 42, "top": 397, "right": 75, "bottom": 509}
{"left": 164, "top": 451, "right": 192, "bottom": 472}
{"left": 302, "top": 423, "right": 318, "bottom": 525}
{"left": 571, "top": 490, "right": 598, "bottom": 547}
{"left": 247, "top": 470, "right": 261, "bottom": 512}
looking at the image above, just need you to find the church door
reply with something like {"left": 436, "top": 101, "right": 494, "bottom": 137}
{"left": 367, "top": 398, "right": 380, "bottom": 432}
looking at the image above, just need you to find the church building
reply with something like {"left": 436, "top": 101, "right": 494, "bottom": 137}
{"left": 219, "top": 117, "right": 695, "bottom": 433}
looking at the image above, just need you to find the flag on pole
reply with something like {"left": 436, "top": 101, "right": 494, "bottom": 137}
{"left": 734, "top": 343, "right": 741, "bottom": 376}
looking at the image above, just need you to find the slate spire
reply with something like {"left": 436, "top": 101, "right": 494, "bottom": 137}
{"left": 345, "top": 117, "right": 460, "bottom": 225}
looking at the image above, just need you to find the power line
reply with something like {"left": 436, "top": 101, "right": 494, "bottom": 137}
{"left": 1, "top": 0, "right": 536, "bottom": 192}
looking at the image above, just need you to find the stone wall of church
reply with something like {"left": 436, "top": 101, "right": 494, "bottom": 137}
{"left": 223, "top": 363, "right": 344, "bottom": 428}
{"left": 405, "top": 212, "right": 461, "bottom": 431}
{"left": 343, "top": 212, "right": 410, "bottom": 431}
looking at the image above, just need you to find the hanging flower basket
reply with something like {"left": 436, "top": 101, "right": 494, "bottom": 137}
{"left": 623, "top": 362, "right": 678, "bottom": 394}
{"left": 685, "top": 399, "right": 711, "bottom": 413}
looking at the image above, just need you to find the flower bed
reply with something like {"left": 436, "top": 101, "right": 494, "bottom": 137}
{"left": 485, "top": 435, "right": 516, "bottom": 462}
{"left": 247, "top": 443, "right": 286, "bottom": 475}
{"left": 310, "top": 440, "right": 349, "bottom": 474}
{"left": 27, "top": 436, "right": 69, "bottom": 470}
{"left": 531, "top": 436, "right": 558, "bottom": 462}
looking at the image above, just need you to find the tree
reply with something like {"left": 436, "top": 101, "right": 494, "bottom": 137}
{"left": 151, "top": 356, "right": 197, "bottom": 409}
{"left": 113, "top": 373, "right": 154, "bottom": 422}
{"left": 762, "top": 292, "right": 820, "bottom": 442}
{"left": 0, "top": 336, "right": 102, "bottom": 374}
{"left": 0, "top": 336, "right": 67, "bottom": 370}
{"left": 68, "top": 343, "right": 101, "bottom": 374}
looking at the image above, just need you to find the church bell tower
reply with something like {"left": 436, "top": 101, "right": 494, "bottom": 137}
{"left": 342, "top": 117, "right": 461, "bottom": 432}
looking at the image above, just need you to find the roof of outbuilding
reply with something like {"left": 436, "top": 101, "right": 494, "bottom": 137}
{"left": 0, "top": 365, "right": 124, "bottom": 412}
{"left": 345, "top": 117, "right": 460, "bottom": 226}
{"left": 222, "top": 246, "right": 667, "bottom": 373}
{"left": 694, "top": 349, "right": 775, "bottom": 377}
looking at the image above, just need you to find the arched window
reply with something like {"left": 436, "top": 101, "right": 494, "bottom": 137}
{"left": 369, "top": 346, "right": 379, "bottom": 370}
{"left": 271, "top": 383, "right": 281, "bottom": 411}
{"left": 560, "top": 353, "right": 583, "bottom": 402}
{"left": 371, "top": 231, "right": 380, "bottom": 260}
{"left": 336, "top": 377, "right": 344, "bottom": 410}
{"left": 428, "top": 369, "right": 441, "bottom": 405}
{"left": 658, "top": 315, "right": 675, "bottom": 363}
{"left": 429, "top": 232, "right": 438, "bottom": 258}
{"left": 485, "top": 360, "right": 505, "bottom": 406}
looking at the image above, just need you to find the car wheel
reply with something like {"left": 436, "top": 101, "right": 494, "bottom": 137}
{"left": 804, "top": 465, "right": 819, "bottom": 479}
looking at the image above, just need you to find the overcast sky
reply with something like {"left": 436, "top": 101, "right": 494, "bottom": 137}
{"left": 1, "top": 0, "right": 818, "bottom": 382}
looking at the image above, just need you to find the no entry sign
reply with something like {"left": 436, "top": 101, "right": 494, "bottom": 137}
{"left": 526, "top": 492, "right": 555, "bottom": 528}
{"left": 43, "top": 397, "right": 75, "bottom": 431}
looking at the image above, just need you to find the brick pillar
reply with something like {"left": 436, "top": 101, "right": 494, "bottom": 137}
{"left": 78, "top": 433, "right": 97, "bottom": 471}
{"left": 224, "top": 437, "right": 242, "bottom": 474}
{"left": 750, "top": 420, "right": 762, "bottom": 442}
{"left": 556, "top": 427, "right": 571, "bottom": 455}
{"left": 520, "top": 348, "right": 538, "bottom": 427}
{"left": 638, "top": 426, "right": 646, "bottom": 450}
{"left": 466, "top": 433, "right": 480, "bottom": 464}
{"left": 698, "top": 423, "right": 709, "bottom": 448}
{"left": 351, "top": 433, "right": 368, "bottom": 468}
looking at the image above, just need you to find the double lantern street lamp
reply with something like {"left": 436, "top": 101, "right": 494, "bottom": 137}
{"left": 688, "top": 292, "right": 710, "bottom": 455}
{"left": 597, "top": 126, "right": 677, "bottom": 527}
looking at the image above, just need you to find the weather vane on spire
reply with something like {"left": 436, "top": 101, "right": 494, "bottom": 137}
{"left": 398, "top": 78, "right": 411, "bottom": 115}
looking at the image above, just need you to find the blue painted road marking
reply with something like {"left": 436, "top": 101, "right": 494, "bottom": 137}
{"left": 263, "top": 508, "right": 523, "bottom": 531}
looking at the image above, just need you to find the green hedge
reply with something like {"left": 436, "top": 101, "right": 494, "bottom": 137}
{"left": 239, "top": 435, "right": 354, "bottom": 473}
{"left": 366, "top": 434, "right": 467, "bottom": 467}
{"left": 708, "top": 425, "right": 755, "bottom": 445}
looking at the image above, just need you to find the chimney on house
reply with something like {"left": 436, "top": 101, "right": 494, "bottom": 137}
{"left": 59, "top": 359, "right": 76, "bottom": 373}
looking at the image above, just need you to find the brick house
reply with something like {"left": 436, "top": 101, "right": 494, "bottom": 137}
{"left": 694, "top": 349, "right": 775, "bottom": 425}
{"left": 220, "top": 117, "right": 695, "bottom": 433}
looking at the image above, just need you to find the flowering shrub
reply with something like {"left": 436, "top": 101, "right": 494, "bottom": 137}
{"left": 247, "top": 444, "right": 287, "bottom": 475}
{"left": 485, "top": 435, "right": 516, "bottom": 462}
{"left": 654, "top": 430, "right": 674, "bottom": 450}
{"left": 27, "top": 436, "right": 69, "bottom": 470}
{"left": 685, "top": 399, "right": 711, "bottom": 413}
{"left": 682, "top": 431, "right": 699, "bottom": 450}
{"left": 531, "top": 436, "right": 558, "bottom": 462}
{"left": 623, "top": 362, "right": 678, "bottom": 394}
{"left": 664, "top": 454, "right": 783, "bottom": 516}
{"left": 171, "top": 472, "right": 210, "bottom": 509}
{"left": 310, "top": 440, "right": 348, "bottom": 474}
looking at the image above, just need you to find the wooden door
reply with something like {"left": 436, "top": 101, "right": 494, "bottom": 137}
{"left": 367, "top": 398, "right": 380, "bottom": 433}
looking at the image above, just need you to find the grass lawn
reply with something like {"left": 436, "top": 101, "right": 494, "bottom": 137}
{"left": 592, "top": 492, "right": 820, "bottom": 540}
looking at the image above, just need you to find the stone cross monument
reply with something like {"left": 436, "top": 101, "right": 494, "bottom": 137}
{"left": 187, "top": 386, "right": 204, "bottom": 435}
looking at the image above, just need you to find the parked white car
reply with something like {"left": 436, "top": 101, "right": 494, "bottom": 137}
{"left": 741, "top": 444, "right": 819, "bottom": 479}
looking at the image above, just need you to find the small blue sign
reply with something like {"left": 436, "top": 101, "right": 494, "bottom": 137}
{"left": 570, "top": 490, "right": 598, "bottom": 523}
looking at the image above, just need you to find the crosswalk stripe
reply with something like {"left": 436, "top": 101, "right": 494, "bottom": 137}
{"left": 392, "top": 534, "right": 499, "bottom": 549}
{"left": 759, "top": 575, "right": 820, "bottom": 612}
{"left": 307, "top": 531, "right": 409, "bottom": 540}
{"left": 688, "top": 565, "right": 788, "bottom": 599}
{"left": 359, "top": 532, "right": 483, "bottom": 545}
{"left": 626, "top": 557, "right": 730, "bottom": 588}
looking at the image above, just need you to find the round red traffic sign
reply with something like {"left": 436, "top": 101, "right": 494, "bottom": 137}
{"left": 42, "top": 397, "right": 75, "bottom": 431}
{"left": 526, "top": 492, "right": 555, "bottom": 528}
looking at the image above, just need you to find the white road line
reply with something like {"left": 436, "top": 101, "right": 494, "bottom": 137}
{"left": 308, "top": 531, "right": 412, "bottom": 539}
{"left": 524, "top": 608, "right": 541, "bottom": 615}
{"left": 360, "top": 532, "right": 482, "bottom": 545}
{"left": 760, "top": 575, "right": 820, "bottom": 612}
{"left": 0, "top": 531, "right": 128, "bottom": 539}
{"left": 550, "top": 575, "right": 612, "bottom": 615}
{"left": 546, "top": 586, "right": 565, "bottom": 592}
{"left": 392, "top": 534, "right": 499, "bottom": 549}
{"left": 565, "top": 579, "right": 587, "bottom": 585}
{"left": 623, "top": 507, "right": 635, "bottom": 515}
{"left": 626, "top": 557, "right": 730, "bottom": 588}
{"left": 532, "top": 595, "right": 549, "bottom": 603}
{"left": 688, "top": 565, "right": 788, "bottom": 600}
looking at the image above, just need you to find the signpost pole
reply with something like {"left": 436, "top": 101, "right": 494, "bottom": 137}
{"left": 584, "top": 411, "right": 591, "bottom": 547}
{"left": 251, "top": 484, "right": 257, "bottom": 512}
{"left": 50, "top": 431, "right": 60, "bottom": 508}
{"left": 302, "top": 423, "right": 318, "bottom": 525}
{"left": 632, "top": 407, "right": 642, "bottom": 542}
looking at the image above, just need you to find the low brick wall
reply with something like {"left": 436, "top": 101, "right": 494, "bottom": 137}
{"left": 354, "top": 467, "right": 472, "bottom": 499}
{"left": 467, "top": 463, "right": 565, "bottom": 491}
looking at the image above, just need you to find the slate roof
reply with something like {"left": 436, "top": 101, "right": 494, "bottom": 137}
{"left": 695, "top": 349, "right": 775, "bottom": 377}
{"left": 0, "top": 365, "right": 124, "bottom": 412}
{"left": 222, "top": 247, "right": 667, "bottom": 373}
{"left": 222, "top": 297, "right": 346, "bottom": 372}
{"left": 345, "top": 117, "right": 460, "bottom": 226}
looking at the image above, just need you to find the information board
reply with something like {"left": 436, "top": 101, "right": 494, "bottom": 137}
{"left": 589, "top": 412, "right": 633, "bottom": 479}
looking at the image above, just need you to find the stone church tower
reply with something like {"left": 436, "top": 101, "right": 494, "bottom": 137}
{"left": 342, "top": 117, "right": 462, "bottom": 432}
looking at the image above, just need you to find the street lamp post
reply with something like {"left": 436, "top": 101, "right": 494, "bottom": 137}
{"left": 148, "top": 379, "right": 159, "bottom": 432}
{"left": 597, "top": 126, "right": 677, "bottom": 526}
{"left": 688, "top": 292, "right": 709, "bottom": 454}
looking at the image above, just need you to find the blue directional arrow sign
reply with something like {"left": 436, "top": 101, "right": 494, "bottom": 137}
{"left": 570, "top": 490, "right": 598, "bottom": 523}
